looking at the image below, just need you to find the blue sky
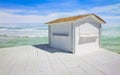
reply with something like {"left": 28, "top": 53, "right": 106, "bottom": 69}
{"left": 0, "top": 0, "right": 120, "bottom": 26}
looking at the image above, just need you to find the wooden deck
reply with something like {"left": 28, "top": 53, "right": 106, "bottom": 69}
{"left": 0, "top": 44, "right": 120, "bottom": 75}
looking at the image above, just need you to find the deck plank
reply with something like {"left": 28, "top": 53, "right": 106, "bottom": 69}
{"left": 0, "top": 45, "right": 120, "bottom": 75}
{"left": 37, "top": 47, "right": 56, "bottom": 75}
{"left": 0, "top": 47, "right": 25, "bottom": 75}
{"left": 8, "top": 47, "right": 30, "bottom": 75}
{"left": 56, "top": 53, "right": 106, "bottom": 75}
{"left": 46, "top": 53, "right": 71, "bottom": 75}
{"left": 76, "top": 48, "right": 120, "bottom": 75}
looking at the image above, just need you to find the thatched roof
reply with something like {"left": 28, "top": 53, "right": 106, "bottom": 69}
{"left": 45, "top": 14, "right": 106, "bottom": 24}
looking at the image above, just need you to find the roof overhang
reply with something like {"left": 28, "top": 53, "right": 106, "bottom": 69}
{"left": 45, "top": 14, "right": 106, "bottom": 25}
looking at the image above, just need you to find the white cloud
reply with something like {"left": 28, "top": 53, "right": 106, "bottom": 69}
{"left": 101, "top": 15, "right": 120, "bottom": 20}
{"left": 90, "top": 3, "right": 120, "bottom": 15}
{"left": 0, "top": 3, "right": 120, "bottom": 24}
{"left": 0, "top": 10, "right": 89, "bottom": 23}
{"left": 0, "top": 11, "right": 56, "bottom": 23}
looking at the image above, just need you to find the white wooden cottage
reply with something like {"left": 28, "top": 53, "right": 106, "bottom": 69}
{"left": 45, "top": 14, "right": 106, "bottom": 53}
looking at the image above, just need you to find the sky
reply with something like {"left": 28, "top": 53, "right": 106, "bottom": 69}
{"left": 0, "top": 0, "right": 120, "bottom": 26}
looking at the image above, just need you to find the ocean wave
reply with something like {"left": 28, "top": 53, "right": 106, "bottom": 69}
{"left": 0, "top": 27, "right": 48, "bottom": 31}
{"left": 0, "top": 34, "right": 48, "bottom": 37}
{"left": 0, "top": 30, "right": 48, "bottom": 37}
{"left": 0, "top": 27, "right": 24, "bottom": 30}
{"left": 0, "top": 23, "right": 49, "bottom": 37}
{"left": 0, "top": 23, "right": 48, "bottom": 31}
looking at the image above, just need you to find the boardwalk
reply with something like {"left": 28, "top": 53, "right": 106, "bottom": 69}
{"left": 0, "top": 44, "right": 120, "bottom": 75}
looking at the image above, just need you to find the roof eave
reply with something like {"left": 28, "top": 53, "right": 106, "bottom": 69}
{"left": 45, "top": 14, "right": 106, "bottom": 25}
{"left": 92, "top": 14, "right": 106, "bottom": 24}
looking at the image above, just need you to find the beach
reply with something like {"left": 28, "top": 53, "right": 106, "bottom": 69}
{"left": 0, "top": 23, "right": 120, "bottom": 53}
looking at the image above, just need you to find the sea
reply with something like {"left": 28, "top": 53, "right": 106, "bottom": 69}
{"left": 0, "top": 23, "right": 48, "bottom": 37}
{"left": 0, "top": 23, "right": 48, "bottom": 48}
{"left": 0, "top": 23, "right": 120, "bottom": 53}
{"left": 101, "top": 26, "right": 120, "bottom": 53}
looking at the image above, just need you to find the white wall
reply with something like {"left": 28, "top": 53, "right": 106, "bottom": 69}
{"left": 74, "top": 16, "right": 101, "bottom": 50}
{"left": 49, "top": 22, "right": 73, "bottom": 52}
{"left": 51, "top": 23, "right": 70, "bottom": 35}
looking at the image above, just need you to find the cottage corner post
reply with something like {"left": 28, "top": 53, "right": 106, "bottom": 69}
{"left": 48, "top": 25, "right": 51, "bottom": 46}
{"left": 99, "top": 24, "right": 101, "bottom": 48}
{"left": 71, "top": 22, "right": 75, "bottom": 54}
